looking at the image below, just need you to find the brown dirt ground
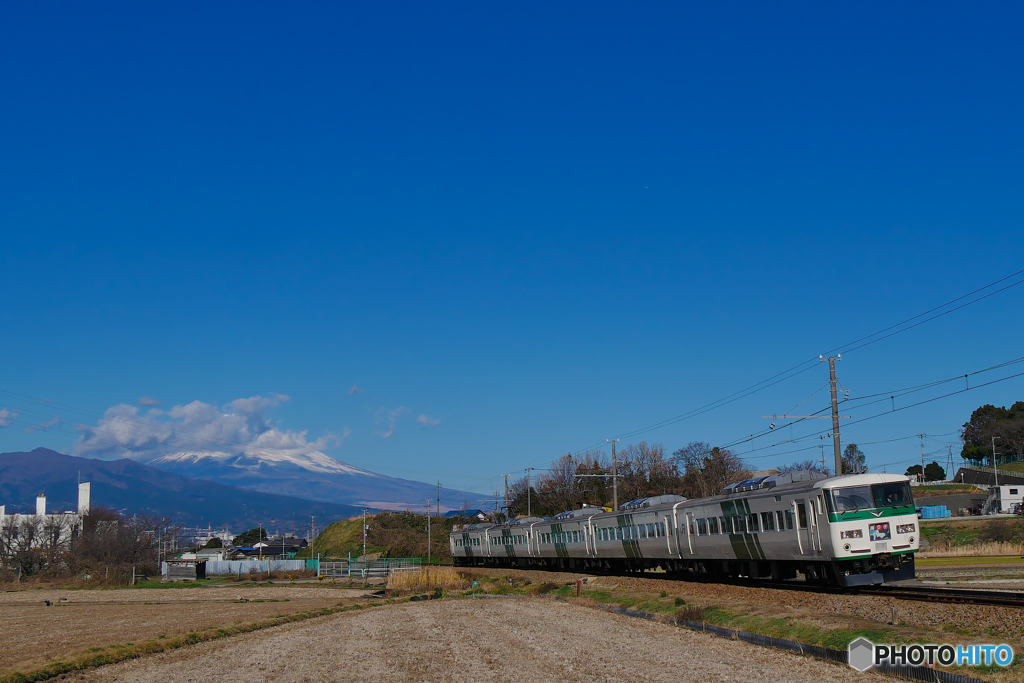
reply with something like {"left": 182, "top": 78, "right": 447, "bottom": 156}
{"left": 0, "top": 585, "right": 363, "bottom": 675}
{"left": 63, "top": 598, "right": 892, "bottom": 683}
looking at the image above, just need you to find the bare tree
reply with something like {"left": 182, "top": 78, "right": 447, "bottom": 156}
{"left": 776, "top": 459, "right": 829, "bottom": 475}
{"left": 674, "top": 442, "right": 750, "bottom": 498}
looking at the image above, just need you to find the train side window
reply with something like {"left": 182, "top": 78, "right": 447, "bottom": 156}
{"left": 797, "top": 503, "right": 808, "bottom": 529}
{"left": 696, "top": 518, "right": 707, "bottom": 535}
{"left": 734, "top": 515, "right": 746, "bottom": 533}
{"left": 616, "top": 527, "right": 623, "bottom": 540}
{"left": 647, "top": 523, "right": 655, "bottom": 537}
{"left": 660, "top": 522, "right": 667, "bottom": 537}
{"left": 639, "top": 525, "right": 647, "bottom": 539}
{"left": 784, "top": 511, "right": 793, "bottom": 530}
{"left": 761, "top": 512, "right": 774, "bottom": 531}
{"left": 776, "top": 511, "right": 785, "bottom": 531}
{"left": 748, "top": 513, "right": 760, "bottom": 532}
{"left": 708, "top": 517, "right": 719, "bottom": 534}
{"left": 720, "top": 516, "right": 731, "bottom": 533}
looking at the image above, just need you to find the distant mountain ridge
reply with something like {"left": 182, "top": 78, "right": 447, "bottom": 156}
{"left": 0, "top": 448, "right": 364, "bottom": 531}
{"left": 128, "top": 448, "right": 476, "bottom": 512}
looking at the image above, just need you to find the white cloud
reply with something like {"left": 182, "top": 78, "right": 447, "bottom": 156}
{"left": 138, "top": 396, "right": 161, "bottom": 406}
{"left": 374, "top": 406, "right": 408, "bottom": 439}
{"left": 416, "top": 414, "right": 441, "bottom": 428}
{"left": 74, "top": 394, "right": 340, "bottom": 463}
{"left": 348, "top": 385, "right": 363, "bottom": 396}
{"left": 0, "top": 408, "right": 19, "bottom": 428}
{"left": 24, "top": 415, "right": 60, "bottom": 433}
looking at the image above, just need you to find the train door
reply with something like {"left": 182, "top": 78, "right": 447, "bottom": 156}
{"left": 684, "top": 511, "right": 695, "bottom": 555}
{"left": 795, "top": 500, "right": 812, "bottom": 556}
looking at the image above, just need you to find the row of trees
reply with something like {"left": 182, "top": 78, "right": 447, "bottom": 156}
{"left": 503, "top": 440, "right": 883, "bottom": 518}
{"left": 961, "top": 401, "right": 1024, "bottom": 465}
{"left": 504, "top": 441, "right": 751, "bottom": 518}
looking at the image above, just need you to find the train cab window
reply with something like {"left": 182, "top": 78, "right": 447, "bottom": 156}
{"left": 761, "top": 512, "right": 775, "bottom": 532}
{"left": 797, "top": 503, "right": 808, "bottom": 529}
{"left": 708, "top": 517, "right": 719, "bottom": 534}
{"left": 747, "top": 513, "right": 760, "bottom": 532}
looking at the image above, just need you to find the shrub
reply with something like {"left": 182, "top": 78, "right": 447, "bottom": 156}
{"left": 676, "top": 605, "right": 706, "bottom": 623}
{"left": 674, "top": 597, "right": 686, "bottom": 606}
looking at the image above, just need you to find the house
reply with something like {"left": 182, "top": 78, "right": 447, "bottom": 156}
{"left": 443, "top": 509, "right": 489, "bottom": 521}
{"left": 235, "top": 536, "right": 308, "bottom": 559}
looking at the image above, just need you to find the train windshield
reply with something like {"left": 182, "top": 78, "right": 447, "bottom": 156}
{"left": 830, "top": 482, "right": 914, "bottom": 512}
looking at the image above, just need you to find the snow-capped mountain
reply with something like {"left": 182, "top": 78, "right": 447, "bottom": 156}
{"left": 134, "top": 449, "right": 476, "bottom": 511}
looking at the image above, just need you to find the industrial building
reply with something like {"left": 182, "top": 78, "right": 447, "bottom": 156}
{"left": 0, "top": 483, "right": 92, "bottom": 551}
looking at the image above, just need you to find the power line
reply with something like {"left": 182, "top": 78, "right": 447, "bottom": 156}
{"left": 571, "top": 267, "right": 1024, "bottom": 454}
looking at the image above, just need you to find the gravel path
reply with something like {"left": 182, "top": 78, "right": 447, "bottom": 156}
{"left": 71, "top": 597, "right": 889, "bottom": 683}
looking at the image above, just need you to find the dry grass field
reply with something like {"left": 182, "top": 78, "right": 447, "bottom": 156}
{"left": 0, "top": 585, "right": 363, "bottom": 677}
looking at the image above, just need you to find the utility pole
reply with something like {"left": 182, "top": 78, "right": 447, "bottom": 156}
{"left": 607, "top": 439, "right": 620, "bottom": 511}
{"left": 526, "top": 466, "right": 536, "bottom": 517}
{"left": 436, "top": 482, "right": 440, "bottom": 517}
{"left": 426, "top": 499, "right": 431, "bottom": 566}
{"left": 310, "top": 515, "right": 315, "bottom": 555}
{"left": 503, "top": 474, "right": 509, "bottom": 519}
{"left": 822, "top": 355, "right": 843, "bottom": 476}
{"left": 992, "top": 436, "right": 1002, "bottom": 490}
{"left": 361, "top": 508, "right": 367, "bottom": 579}
{"left": 919, "top": 434, "right": 926, "bottom": 482}
{"left": 819, "top": 445, "right": 828, "bottom": 476}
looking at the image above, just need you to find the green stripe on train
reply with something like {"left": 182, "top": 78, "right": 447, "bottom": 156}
{"left": 827, "top": 505, "right": 916, "bottom": 523}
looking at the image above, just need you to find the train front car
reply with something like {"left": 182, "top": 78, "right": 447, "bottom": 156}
{"left": 823, "top": 473, "right": 919, "bottom": 586}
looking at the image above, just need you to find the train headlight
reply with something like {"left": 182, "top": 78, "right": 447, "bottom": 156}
{"left": 843, "top": 543, "right": 851, "bottom": 551}
{"left": 897, "top": 523, "right": 915, "bottom": 534}
{"left": 909, "top": 537, "right": 914, "bottom": 544}
{"left": 840, "top": 529, "right": 863, "bottom": 539}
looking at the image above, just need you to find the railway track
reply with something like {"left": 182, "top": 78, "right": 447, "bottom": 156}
{"left": 858, "top": 584, "right": 1024, "bottom": 607}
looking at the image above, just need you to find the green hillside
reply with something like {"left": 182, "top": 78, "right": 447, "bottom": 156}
{"left": 312, "top": 512, "right": 475, "bottom": 562}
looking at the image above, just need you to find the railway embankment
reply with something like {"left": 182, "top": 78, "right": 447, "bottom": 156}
{"left": 464, "top": 566, "right": 1023, "bottom": 682}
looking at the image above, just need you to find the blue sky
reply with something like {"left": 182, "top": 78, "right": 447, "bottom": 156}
{"left": 1, "top": 2, "right": 1022, "bottom": 496}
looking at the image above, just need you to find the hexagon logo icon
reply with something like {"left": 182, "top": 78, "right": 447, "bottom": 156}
{"left": 848, "top": 637, "right": 875, "bottom": 672}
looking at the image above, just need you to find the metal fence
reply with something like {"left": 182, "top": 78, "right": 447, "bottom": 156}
{"left": 317, "top": 558, "right": 422, "bottom": 579}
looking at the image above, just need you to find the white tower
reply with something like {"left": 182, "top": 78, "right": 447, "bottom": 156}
{"left": 78, "top": 482, "right": 91, "bottom": 516}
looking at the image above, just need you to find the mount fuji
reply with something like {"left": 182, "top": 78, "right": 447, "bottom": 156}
{"left": 133, "top": 449, "right": 478, "bottom": 512}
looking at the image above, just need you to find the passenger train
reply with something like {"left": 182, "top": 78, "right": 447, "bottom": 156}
{"left": 449, "top": 471, "right": 919, "bottom": 587}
